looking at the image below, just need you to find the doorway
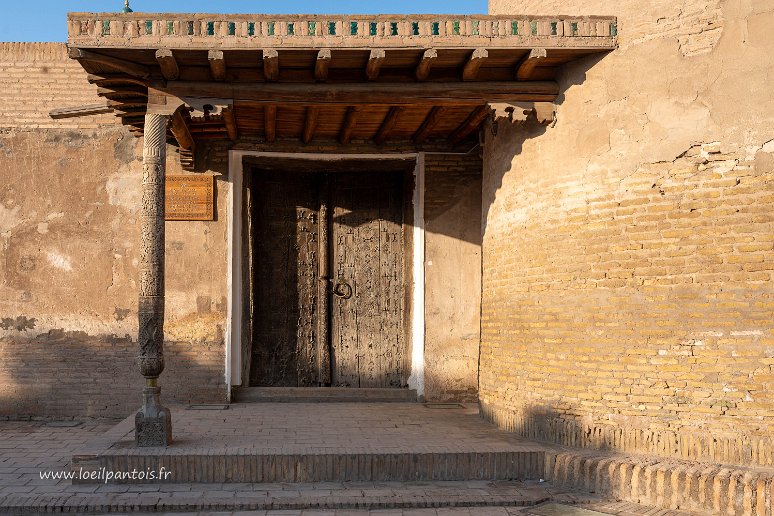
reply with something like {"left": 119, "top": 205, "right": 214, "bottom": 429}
{"left": 245, "top": 161, "right": 413, "bottom": 388}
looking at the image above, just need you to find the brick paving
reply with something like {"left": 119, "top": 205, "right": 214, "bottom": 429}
{"left": 0, "top": 410, "right": 699, "bottom": 515}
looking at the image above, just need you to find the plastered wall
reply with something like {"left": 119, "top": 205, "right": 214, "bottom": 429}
{"left": 480, "top": 0, "right": 774, "bottom": 466}
{"left": 0, "top": 43, "right": 228, "bottom": 417}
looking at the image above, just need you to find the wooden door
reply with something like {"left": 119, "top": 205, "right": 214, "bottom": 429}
{"left": 249, "top": 168, "right": 407, "bottom": 388}
{"left": 250, "top": 171, "right": 320, "bottom": 387}
{"left": 330, "top": 171, "right": 406, "bottom": 388}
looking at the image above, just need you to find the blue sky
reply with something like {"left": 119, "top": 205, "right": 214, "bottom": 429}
{"left": 0, "top": 1, "right": 488, "bottom": 42}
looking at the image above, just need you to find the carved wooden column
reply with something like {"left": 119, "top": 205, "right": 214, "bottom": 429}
{"left": 135, "top": 113, "right": 172, "bottom": 447}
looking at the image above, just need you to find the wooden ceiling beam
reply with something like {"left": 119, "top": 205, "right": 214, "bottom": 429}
{"left": 315, "top": 49, "right": 331, "bottom": 82}
{"left": 449, "top": 105, "right": 491, "bottom": 144}
{"left": 263, "top": 49, "right": 279, "bottom": 82}
{"left": 208, "top": 50, "right": 227, "bottom": 81}
{"left": 366, "top": 49, "right": 386, "bottom": 81}
{"left": 49, "top": 104, "right": 113, "bottom": 119}
{"left": 462, "top": 48, "right": 488, "bottom": 81}
{"left": 86, "top": 74, "right": 148, "bottom": 88}
{"left": 415, "top": 48, "right": 437, "bottom": 82}
{"left": 224, "top": 108, "right": 238, "bottom": 141}
{"left": 264, "top": 105, "right": 277, "bottom": 142}
{"left": 155, "top": 49, "right": 180, "bottom": 81}
{"left": 302, "top": 106, "right": 320, "bottom": 143}
{"left": 413, "top": 106, "right": 447, "bottom": 144}
{"left": 170, "top": 109, "right": 195, "bottom": 152}
{"left": 516, "top": 48, "right": 548, "bottom": 81}
{"left": 167, "top": 81, "right": 559, "bottom": 104}
{"left": 69, "top": 48, "right": 151, "bottom": 79}
{"left": 374, "top": 106, "right": 405, "bottom": 145}
{"left": 339, "top": 106, "right": 361, "bottom": 144}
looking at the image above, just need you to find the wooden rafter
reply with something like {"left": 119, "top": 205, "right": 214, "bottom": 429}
{"left": 224, "top": 108, "right": 238, "bottom": 141}
{"left": 69, "top": 48, "right": 151, "bottom": 79}
{"left": 415, "top": 49, "right": 437, "bottom": 82}
{"left": 208, "top": 50, "right": 227, "bottom": 81}
{"left": 374, "top": 106, "right": 404, "bottom": 145}
{"left": 339, "top": 106, "right": 360, "bottom": 144}
{"left": 264, "top": 105, "right": 277, "bottom": 142}
{"left": 155, "top": 49, "right": 180, "bottom": 81}
{"left": 516, "top": 48, "right": 548, "bottom": 81}
{"left": 303, "top": 106, "right": 320, "bottom": 143}
{"left": 49, "top": 104, "right": 113, "bottom": 119}
{"left": 170, "top": 109, "right": 195, "bottom": 154}
{"left": 315, "top": 49, "right": 331, "bottom": 82}
{"left": 462, "top": 48, "right": 488, "bottom": 81}
{"left": 449, "top": 105, "right": 491, "bottom": 143}
{"left": 366, "top": 49, "right": 386, "bottom": 81}
{"left": 413, "top": 106, "right": 447, "bottom": 143}
{"left": 263, "top": 49, "right": 279, "bottom": 81}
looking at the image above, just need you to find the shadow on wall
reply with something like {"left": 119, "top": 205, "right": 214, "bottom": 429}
{"left": 482, "top": 53, "right": 607, "bottom": 231}
{"left": 0, "top": 329, "right": 227, "bottom": 419}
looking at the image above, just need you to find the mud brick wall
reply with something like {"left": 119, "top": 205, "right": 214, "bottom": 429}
{"left": 0, "top": 43, "right": 228, "bottom": 418}
{"left": 481, "top": 0, "right": 774, "bottom": 467}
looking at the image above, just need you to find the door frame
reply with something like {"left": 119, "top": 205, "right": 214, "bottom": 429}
{"left": 225, "top": 151, "right": 426, "bottom": 400}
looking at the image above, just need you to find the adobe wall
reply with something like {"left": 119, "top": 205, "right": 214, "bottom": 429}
{"left": 481, "top": 0, "right": 774, "bottom": 466}
{"left": 0, "top": 43, "right": 228, "bottom": 418}
{"left": 0, "top": 43, "right": 482, "bottom": 416}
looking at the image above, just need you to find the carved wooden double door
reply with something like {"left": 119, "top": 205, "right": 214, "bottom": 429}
{"left": 250, "top": 169, "right": 407, "bottom": 388}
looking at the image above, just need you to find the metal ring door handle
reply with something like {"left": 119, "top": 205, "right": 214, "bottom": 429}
{"left": 333, "top": 279, "right": 353, "bottom": 299}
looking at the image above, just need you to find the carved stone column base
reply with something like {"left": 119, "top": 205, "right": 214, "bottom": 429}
{"left": 135, "top": 383, "right": 172, "bottom": 447}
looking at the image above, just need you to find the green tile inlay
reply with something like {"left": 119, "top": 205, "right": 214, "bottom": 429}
{"left": 145, "top": 20, "right": 153, "bottom": 35}
{"left": 187, "top": 21, "right": 195, "bottom": 35}
{"left": 610, "top": 22, "right": 618, "bottom": 36}
{"left": 101, "top": 20, "right": 110, "bottom": 36}
{"left": 472, "top": 20, "right": 479, "bottom": 35}
{"left": 287, "top": 22, "right": 295, "bottom": 35}
{"left": 168, "top": 21, "right": 175, "bottom": 35}
{"left": 511, "top": 21, "right": 518, "bottom": 35}
{"left": 206, "top": 21, "right": 214, "bottom": 36}
{"left": 308, "top": 21, "right": 316, "bottom": 35}
{"left": 350, "top": 21, "right": 358, "bottom": 35}
{"left": 452, "top": 20, "right": 460, "bottom": 35}
{"left": 268, "top": 21, "right": 275, "bottom": 36}
{"left": 570, "top": 22, "right": 578, "bottom": 36}
{"left": 247, "top": 22, "right": 255, "bottom": 36}
{"left": 550, "top": 21, "right": 557, "bottom": 35}
{"left": 431, "top": 22, "right": 440, "bottom": 35}
{"left": 530, "top": 21, "right": 538, "bottom": 35}
{"left": 390, "top": 22, "right": 399, "bottom": 36}
{"left": 370, "top": 22, "right": 377, "bottom": 36}
{"left": 412, "top": 22, "right": 419, "bottom": 35}
{"left": 328, "top": 21, "right": 336, "bottom": 35}
{"left": 228, "top": 22, "right": 235, "bottom": 36}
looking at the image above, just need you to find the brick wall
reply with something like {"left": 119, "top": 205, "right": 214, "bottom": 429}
{"left": 0, "top": 43, "right": 116, "bottom": 130}
{"left": 480, "top": 0, "right": 774, "bottom": 467}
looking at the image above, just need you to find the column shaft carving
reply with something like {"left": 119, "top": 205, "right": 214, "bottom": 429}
{"left": 135, "top": 113, "right": 172, "bottom": 447}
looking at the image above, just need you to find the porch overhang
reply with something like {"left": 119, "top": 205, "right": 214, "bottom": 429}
{"left": 67, "top": 13, "right": 617, "bottom": 169}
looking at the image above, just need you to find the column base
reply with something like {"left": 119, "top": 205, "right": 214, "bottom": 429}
{"left": 135, "top": 384, "right": 172, "bottom": 447}
{"left": 135, "top": 407, "right": 172, "bottom": 447}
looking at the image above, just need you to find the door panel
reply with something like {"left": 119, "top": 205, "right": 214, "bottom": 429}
{"left": 249, "top": 168, "right": 406, "bottom": 388}
{"left": 250, "top": 171, "right": 319, "bottom": 387}
{"left": 330, "top": 171, "right": 406, "bottom": 388}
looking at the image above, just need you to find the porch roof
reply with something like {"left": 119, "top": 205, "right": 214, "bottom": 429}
{"left": 66, "top": 13, "right": 617, "bottom": 168}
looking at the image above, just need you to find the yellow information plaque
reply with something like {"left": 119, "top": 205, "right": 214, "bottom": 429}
{"left": 165, "top": 175, "right": 215, "bottom": 221}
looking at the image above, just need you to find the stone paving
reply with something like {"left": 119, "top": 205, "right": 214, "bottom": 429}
{"left": 0, "top": 411, "right": 699, "bottom": 515}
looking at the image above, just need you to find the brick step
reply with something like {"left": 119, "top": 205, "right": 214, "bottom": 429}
{"left": 0, "top": 480, "right": 555, "bottom": 515}
{"left": 543, "top": 450, "right": 774, "bottom": 516}
{"left": 232, "top": 387, "right": 419, "bottom": 403}
{"left": 73, "top": 449, "right": 545, "bottom": 484}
